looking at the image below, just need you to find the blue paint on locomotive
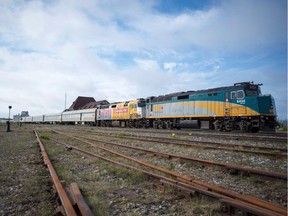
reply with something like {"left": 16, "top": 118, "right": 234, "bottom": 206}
{"left": 147, "top": 82, "right": 276, "bottom": 117}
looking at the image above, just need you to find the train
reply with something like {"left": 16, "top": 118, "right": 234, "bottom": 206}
{"left": 21, "top": 82, "right": 277, "bottom": 132}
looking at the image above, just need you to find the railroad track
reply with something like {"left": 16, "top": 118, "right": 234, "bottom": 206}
{"left": 56, "top": 128, "right": 287, "bottom": 158}
{"left": 86, "top": 127, "right": 287, "bottom": 143}
{"left": 38, "top": 129, "right": 287, "bottom": 216}
{"left": 50, "top": 129, "right": 286, "bottom": 179}
{"left": 34, "top": 130, "right": 94, "bottom": 216}
{"left": 76, "top": 135, "right": 287, "bottom": 180}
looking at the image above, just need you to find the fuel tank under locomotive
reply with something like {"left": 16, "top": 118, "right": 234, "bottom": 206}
{"left": 179, "top": 120, "right": 210, "bottom": 129}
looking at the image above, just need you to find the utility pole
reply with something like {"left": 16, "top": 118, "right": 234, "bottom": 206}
{"left": 65, "top": 92, "right": 67, "bottom": 110}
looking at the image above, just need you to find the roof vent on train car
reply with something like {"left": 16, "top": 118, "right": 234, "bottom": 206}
{"left": 234, "top": 82, "right": 252, "bottom": 86}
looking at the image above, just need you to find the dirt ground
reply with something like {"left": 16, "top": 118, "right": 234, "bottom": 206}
{"left": 0, "top": 123, "right": 56, "bottom": 216}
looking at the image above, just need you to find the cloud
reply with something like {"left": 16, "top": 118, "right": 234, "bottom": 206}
{"left": 0, "top": 0, "right": 286, "bottom": 120}
{"left": 163, "top": 62, "right": 177, "bottom": 72}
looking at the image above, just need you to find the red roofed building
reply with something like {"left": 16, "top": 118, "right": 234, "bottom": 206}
{"left": 81, "top": 100, "right": 109, "bottom": 109}
{"left": 67, "top": 96, "right": 109, "bottom": 111}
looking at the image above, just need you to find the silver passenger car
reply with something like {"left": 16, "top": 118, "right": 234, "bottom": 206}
{"left": 62, "top": 109, "right": 97, "bottom": 124}
{"left": 33, "top": 115, "right": 44, "bottom": 123}
{"left": 44, "top": 113, "right": 62, "bottom": 124}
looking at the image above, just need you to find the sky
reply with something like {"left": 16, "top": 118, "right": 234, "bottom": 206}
{"left": 0, "top": 0, "right": 287, "bottom": 120}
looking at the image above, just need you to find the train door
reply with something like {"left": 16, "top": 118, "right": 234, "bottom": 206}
{"left": 224, "top": 92, "right": 231, "bottom": 117}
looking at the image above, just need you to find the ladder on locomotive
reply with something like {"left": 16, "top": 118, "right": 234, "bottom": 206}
{"left": 224, "top": 92, "right": 231, "bottom": 118}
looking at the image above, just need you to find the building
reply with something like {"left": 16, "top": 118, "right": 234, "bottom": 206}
{"left": 13, "top": 111, "right": 29, "bottom": 122}
{"left": 67, "top": 96, "right": 109, "bottom": 111}
{"left": 81, "top": 100, "right": 109, "bottom": 109}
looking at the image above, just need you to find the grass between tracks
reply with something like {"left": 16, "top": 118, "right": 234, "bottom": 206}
{"left": 39, "top": 127, "right": 223, "bottom": 216}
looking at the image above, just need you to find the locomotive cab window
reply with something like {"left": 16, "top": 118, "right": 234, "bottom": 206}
{"left": 137, "top": 102, "right": 145, "bottom": 107}
{"left": 237, "top": 90, "right": 244, "bottom": 99}
{"left": 231, "top": 90, "right": 244, "bottom": 99}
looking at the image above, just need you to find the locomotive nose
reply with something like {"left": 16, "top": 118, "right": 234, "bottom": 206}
{"left": 257, "top": 94, "right": 277, "bottom": 116}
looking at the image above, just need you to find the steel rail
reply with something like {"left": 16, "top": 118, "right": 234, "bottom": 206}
{"left": 70, "top": 183, "right": 94, "bottom": 216}
{"left": 34, "top": 130, "right": 77, "bottom": 216}
{"left": 42, "top": 136, "right": 280, "bottom": 216}
{"left": 77, "top": 127, "right": 287, "bottom": 142}
{"left": 130, "top": 133, "right": 287, "bottom": 152}
{"left": 48, "top": 134, "right": 286, "bottom": 216}
{"left": 51, "top": 130, "right": 287, "bottom": 215}
{"left": 76, "top": 135, "right": 287, "bottom": 180}
{"left": 56, "top": 128, "right": 287, "bottom": 152}
{"left": 69, "top": 130, "right": 287, "bottom": 157}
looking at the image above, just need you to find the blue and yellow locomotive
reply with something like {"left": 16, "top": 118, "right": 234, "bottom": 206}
{"left": 145, "top": 82, "right": 276, "bottom": 132}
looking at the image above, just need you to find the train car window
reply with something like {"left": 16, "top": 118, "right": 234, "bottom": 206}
{"left": 177, "top": 95, "right": 189, "bottom": 100}
{"left": 246, "top": 85, "right": 261, "bottom": 96}
{"left": 213, "top": 93, "right": 218, "bottom": 96}
{"left": 246, "top": 90, "right": 258, "bottom": 96}
{"left": 231, "top": 91, "right": 236, "bottom": 99}
{"left": 150, "top": 104, "right": 153, "bottom": 111}
{"left": 111, "top": 105, "right": 116, "bottom": 108}
{"left": 237, "top": 90, "right": 244, "bottom": 99}
{"left": 208, "top": 93, "right": 212, "bottom": 96}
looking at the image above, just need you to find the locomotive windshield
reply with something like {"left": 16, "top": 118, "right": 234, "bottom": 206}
{"left": 245, "top": 85, "right": 262, "bottom": 96}
{"left": 137, "top": 101, "right": 146, "bottom": 107}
